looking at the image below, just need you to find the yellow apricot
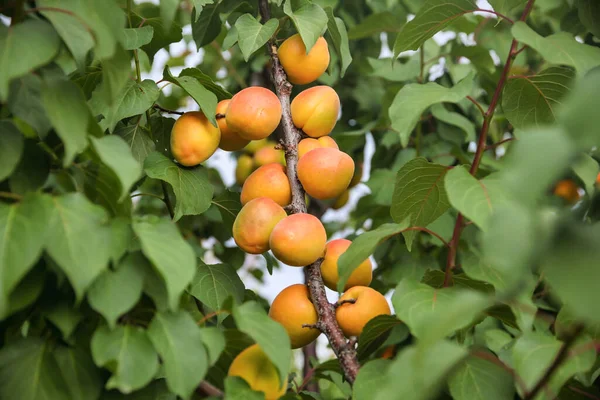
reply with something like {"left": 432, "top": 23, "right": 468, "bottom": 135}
{"left": 278, "top": 34, "right": 330, "bottom": 85}
{"left": 331, "top": 190, "right": 350, "bottom": 210}
{"left": 170, "top": 111, "right": 220, "bottom": 166}
{"left": 254, "top": 145, "right": 285, "bottom": 167}
{"left": 320, "top": 239, "right": 372, "bottom": 292}
{"left": 269, "top": 284, "right": 320, "bottom": 349}
{"left": 335, "top": 286, "right": 391, "bottom": 337}
{"left": 297, "top": 148, "right": 355, "bottom": 200}
{"left": 226, "top": 87, "right": 282, "bottom": 140}
{"left": 235, "top": 155, "right": 254, "bottom": 185}
{"left": 241, "top": 164, "right": 291, "bottom": 207}
{"left": 553, "top": 180, "right": 581, "bottom": 204}
{"left": 233, "top": 198, "right": 287, "bottom": 254}
{"left": 269, "top": 213, "right": 326, "bottom": 266}
{"left": 228, "top": 344, "right": 286, "bottom": 400}
{"left": 244, "top": 138, "right": 270, "bottom": 154}
{"left": 298, "top": 136, "right": 339, "bottom": 159}
{"left": 217, "top": 99, "right": 250, "bottom": 151}
{"left": 291, "top": 86, "right": 340, "bottom": 138}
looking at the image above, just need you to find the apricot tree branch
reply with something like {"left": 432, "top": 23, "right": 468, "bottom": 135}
{"left": 153, "top": 104, "right": 185, "bottom": 115}
{"left": 259, "top": 0, "right": 360, "bottom": 384}
{"left": 443, "top": 0, "right": 536, "bottom": 287}
{"left": 197, "top": 381, "right": 223, "bottom": 397}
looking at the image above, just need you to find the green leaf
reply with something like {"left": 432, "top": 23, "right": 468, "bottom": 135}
{"left": 87, "top": 254, "right": 146, "bottom": 329}
{"left": 5, "top": 267, "right": 46, "bottom": 317}
{"left": 99, "top": 45, "right": 131, "bottom": 107}
{"left": 511, "top": 22, "right": 600, "bottom": 76}
{"left": 389, "top": 73, "right": 474, "bottom": 146}
{"left": 0, "top": 121, "right": 24, "bottom": 181}
{"left": 90, "top": 135, "right": 143, "bottom": 201}
{"left": 461, "top": 252, "right": 511, "bottom": 293}
{"left": 162, "top": 67, "right": 218, "bottom": 126}
{"left": 431, "top": 104, "right": 476, "bottom": 142}
{"left": 488, "top": 0, "right": 523, "bottom": 15}
{"left": 348, "top": 12, "right": 405, "bottom": 39}
{"left": 375, "top": 340, "right": 468, "bottom": 400}
{"left": 512, "top": 332, "right": 595, "bottom": 399}
{"left": 9, "top": 140, "right": 51, "bottom": 195}
{"left": 91, "top": 325, "right": 159, "bottom": 393}
{"left": 90, "top": 79, "right": 160, "bottom": 133}
{"left": 502, "top": 67, "right": 575, "bottom": 130}
{"left": 234, "top": 15, "right": 279, "bottom": 62}
{"left": 0, "top": 338, "right": 70, "bottom": 400}
{"left": 81, "top": 161, "right": 133, "bottom": 217}
{"left": 46, "top": 193, "right": 112, "bottom": 301}
{"left": 392, "top": 0, "right": 477, "bottom": 58}
{"left": 0, "top": 19, "right": 60, "bottom": 101}
{"left": 148, "top": 311, "right": 208, "bottom": 399}
{"left": 108, "top": 217, "right": 132, "bottom": 262}
{"left": 189, "top": 261, "right": 245, "bottom": 310}
{"left": 578, "top": 0, "right": 600, "bottom": 38}
{"left": 41, "top": 77, "right": 91, "bottom": 167}
{"left": 115, "top": 122, "right": 156, "bottom": 164}
{"left": 356, "top": 315, "right": 403, "bottom": 359}
{"left": 325, "top": 7, "right": 352, "bottom": 77}
{"left": 232, "top": 301, "right": 292, "bottom": 387}
{"left": 133, "top": 216, "right": 197, "bottom": 310}
{"left": 353, "top": 359, "right": 392, "bottom": 400}
{"left": 45, "top": 301, "right": 83, "bottom": 339}
{"left": 144, "top": 152, "right": 213, "bottom": 220}
{"left": 392, "top": 279, "right": 492, "bottom": 342}
{"left": 368, "top": 57, "right": 420, "bottom": 82}
{"left": 211, "top": 190, "right": 242, "bottom": 233}
{"left": 192, "top": 3, "right": 223, "bottom": 49}
{"left": 224, "top": 376, "right": 265, "bottom": 400}
{"left": 160, "top": 0, "right": 180, "bottom": 30}
{"left": 572, "top": 153, "right": 599, "bottom": 195}
{"left": 284, "top": 0, "right": 329, "bottom": 53}
{"left": 451, "top": 44, "right": 496, "bottom": 74}
{"left": 390, "top": 158, "right": 451, "bottom": 250}
{"left": 54, "top": 346, "right": 104, "bottom": 400}
{"left": 7, "top": 75, "right": 51, "bottom": 136}
{"left": 121, "top": 26, "right": 155, "bottom": 50}
{"left": 445, "top": 168, "right": 510, "bottom": 231}
{"left": 180, "top": 68, "right": 233, "bottom": 101}
{"left": 337, "top": 221, "right": 409, "bottom": 292}
{"left": 222, "top": 25, "right": 239, "bottom": 50}
{"left": 131, "top": 3, "right": 182, "bottom": 59}
{"left": 200, "top": 327, "right": 226, "bottom": 365}
{"left": 448, "top": 353, "right": 515, "bottom": 400}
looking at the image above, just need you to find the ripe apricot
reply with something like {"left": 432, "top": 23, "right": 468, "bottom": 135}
{"left": 321, "top": 239, "right": 372, "bottom": 292}
{"left": 269, "top": 284, "right": 320, "bottom": 349}
{"left": 298, "top": 136, "right": 338, "bottom": 159}
{"left": 244, "top": 138, "right": 270, "bottom": 154}
{"left": 278, "top": 34, "right": 330, "bottom": 85}
{"left": 170, "top": 111, "right": 220, "bottom": 166}
{"left": 349, "top": 162, "right": 363, "bottom": 188}
{"left": 254, "top": 145, "right": 285, "bottom": 167}
{"left": 291, "top": 86, "right": 340, "bottom": 138}
{"left": 226, "top": 87, "right": 282, "bottom": 140}
{"left": 228, "top": 344, "right": 286, "bottom": 400}
{"left": 233, "top": 198, "right": 287, "bottom": 254}
{"left": 241, "top": 164, "right": 291, "bottom": 207}
{"left": 269, "top": 213, "right": 326, "bottom": 266}
{"left": 335, "top": 286, "right": 391, "bottom": 337}
{"left": 235, "top": 155, "right": 254, "bottom": 185}
{"left": 216, "top": 99, "right": 250, "bottom": 151}
{"left": 297, "top": 148, "right": 355, "bottom": 200}
{"left": 553, "top": 180, "right": 581, "bottom": 204}
{"left": 331, "top": 190, "right": 350, "bottom": 210}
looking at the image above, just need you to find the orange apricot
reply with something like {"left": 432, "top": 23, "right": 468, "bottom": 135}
{"left": 335, "top": 286, "right": 391, "bottom": 337}
{"left": 228, "top": 344, "right": 286, "bottom": 400}
{"left": 298, "top": 136, "right": 339, "bottom": 159}
{"left": 291, "top": 86, "right": 340, "bottom": 138}
{"left": 243, "top": 138, "right": 270, "bottom": 154}
{"left": 233, "top": 198, "right": 287, "bottom": 254}
{"left": 269, "top": 213, "right": 326, "bottom": 266}
{"left": 226, "top": 87, "right": 282, "bottom": 140}
{"left": 170, "top": 111, "right": 220, "bottom": 166}
{"left": 216, "top": 99, "right": 250, "bottom": 151}
{"left": 349, "top": 162, "right": 363, "bottom": 188}
{"left": 321, "top": 239, "right": 372, "bottom": 292}
{"left": 553, "top": 180, "right": 581, "bottom": 204}
{"left": 268, "top": 284, "right": 320, "bottom": 349}
{"left": 331, "top": 190, "right": 350, "bottom": 210}
{"left": 254, "top": 145, "right": 285, "bottom": 167}
{"left": 278, "top": 34, "right": 330, "bottom": 85}
{"left": 241, "top": 164, "right": 291, "bottom": 207}
{"left": 297, "top": 148, "right": 355, "bottom": 200}
{"left": 235, "top": 154, "right": 254, "bottom": 185}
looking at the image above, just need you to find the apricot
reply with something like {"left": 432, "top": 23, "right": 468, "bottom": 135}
{"left": 553, "top": 180, "right": 581, "bottom": 204}
{"left": 268, "top": 284, "right": 320, "bottom": 349}
{"left": 228, "top": 344, "right": 286, "bottom": 400}
{"left": 381, "top": 345, "right": 396, "bottom": 359}
{"left": 235, "top": 155, "right": 254, "bottom": 185}
{"left": 297, "top": 148, "right": 354, "bottom": 200}
{"left": 298, "top": 136, "right": 338, "bottom": 159}
{"left": 335, "top": 286, "right": 391, "bottom": 337}
{"left": 269, "top": 213, "right": 326, "bottom": 266}
{"left": 349, "top": 162, "right": 363, "bottom": 188}
{"left": 291, "top": 86, "right": 340, "bottom": 138}
{"left": 331, "top": 190, "right": 350, "bottom": 210}
{"left": 241, "top": 164, "right": 292, "bottom": 207}
{"left": 278, "top": 34, "right": 330, "bottom": 85}
{"left": 216, "top": 99, "right": 250, "bottom": 151}
{"left": 170, "top": 111, "right": 220, "bottom": 166}
{"left": 244, "top": 138, "right": 270, "bottom": 154}
{"left": 321, "top": 239, "right": 372, "bottom": 292}
{"left": 254, "top": 145, "right": 285, "bottom": 167}
{"left": 226, "top": 87, "right": 282, "bottom": 140}
{"left": 233, "top": 197, "right": 287, "bottom": 254}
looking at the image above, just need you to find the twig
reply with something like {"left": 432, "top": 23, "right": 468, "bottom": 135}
{"left": 197, "top": 381, "right": 223, "bottom": 397}
{"left": 475, "top": 8, "right": 515, "bottom": 24}
{"left": 0, "top": 192, "right": 23, "bottom": 201}
{"left": 443, "top": 0, "right": 536, "bottom": 287}
{"left": 403, "top": 226, "right": 450, "bottom": 248}
{"left": 486, "top": 137, "right": 515, "bottom": 150}
{"left": 466, "top": 96, "right": 486, "bottom": 117}
{"left": 153, "top": 104, "right": 185, "bottom": 115}
{"left": 258, "top": 0, "right": 360, "bottom": 384}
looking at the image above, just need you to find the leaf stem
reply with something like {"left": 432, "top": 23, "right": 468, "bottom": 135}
{"left": 130, "top": 192, "right": 165, "bottom": 200}
{"left": 0, "top": 192, "right": 23, "bottom": 201}
{"left": 153, "top": 104, "right": 185, "bottom": 115}
{"left": 466, "top": 95, "right": 486, "bottom": 117}
{"left": 475, "top": 8, "right": 515, "bottom": 24}
{"left": 419, "top": 45, "right": 425, "bottom": 83}
{"left": 161, "top": 181, "right": 175, "bottom": 219}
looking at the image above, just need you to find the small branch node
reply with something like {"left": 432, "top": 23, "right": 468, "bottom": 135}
{"left": 215, "top": 113, "right": 225, "bottom": 120}
{"left": 334, "top": 299, "right": 357, "bottom": 309}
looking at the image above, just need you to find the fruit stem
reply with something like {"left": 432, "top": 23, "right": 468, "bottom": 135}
{"left": 443, "top": 0, "right": 536, "bottom": 287}
{"left": 259, "top": 0, "right": 361, "bottom": 384}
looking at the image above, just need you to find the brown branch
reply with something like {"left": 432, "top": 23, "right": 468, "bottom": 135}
{"left": 197, "top": 381, "right": 223, "bottom": 397}
{"left": 443, "top": 0, "right": 536, "bottom": 287}
{"left": 259, "top": 0, "right": 360, "bottom": 384}
{"left": 153, "top": 104, "right": 185, "bottom": 115}
{"left": 403, "top": 226, "right": 450, "bottom": 248}
{"left": 466, "top": 96, "right": 486, "bottom": 117}
{"left": 486, "top": 137, "right": 515, "bottom": 150}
